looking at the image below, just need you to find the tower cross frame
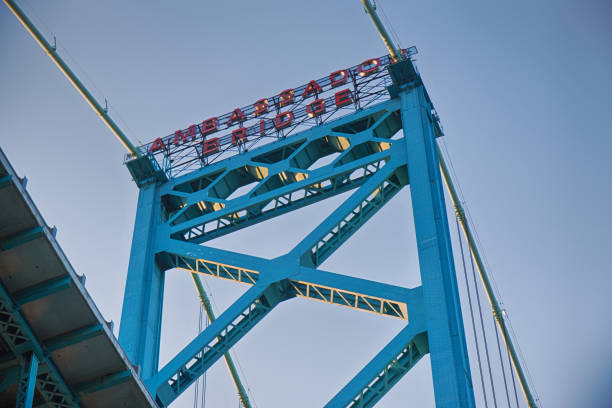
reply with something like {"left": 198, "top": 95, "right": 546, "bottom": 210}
{"left": 119, "top": 58, "right": 476, "bottom": 407}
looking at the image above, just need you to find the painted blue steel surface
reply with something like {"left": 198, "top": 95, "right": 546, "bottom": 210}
{"left": 12, "top": 275, "right": 72, "bottom": 306}
{"left": 120, "top": 60, "right": 475, "bottom": 406}
{"left": 289, "top": 152, "right": 405, "bottom": 267}
{"left": 400, "top": 87, "right": 475, "bottom": 407}
{"left": 325, "top": 323, "right": 427, "bottom": 407}
{"left": 45, "top": 324, "right": 104, "bottom": 353}
{"left": 16, "top": 352, "right": 38, "bottom": 408}
{"left": 119, "top": 184, "right": 165, "bottom": 380}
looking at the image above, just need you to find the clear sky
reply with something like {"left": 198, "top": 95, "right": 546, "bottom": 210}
{"left": 1, "top": 1, "right": 611, "bottom": 407}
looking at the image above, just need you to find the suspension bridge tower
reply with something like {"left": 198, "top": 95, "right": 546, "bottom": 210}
{"left": 119, "top": 43, "right": 476, "bottom": 408}
{"left": 1, "top": 0, "right": 540, "bottom": 406}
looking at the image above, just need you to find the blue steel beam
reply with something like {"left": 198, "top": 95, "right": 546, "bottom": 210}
{"left": 74, "top": 369, "right": 131, "bottom": 395}
{"left": 161, "top": 105, "right": 399, "bottom": 209}
{"left": 167, "top": 252, "right": 261, "bottom": 286}
{"left": 44, "top": 324, "right": 104, "bottom": 352}
{"left": 325, "top": 324, "right": 427, "bottom": 408}
{"left": 159, "top": 239, "right": 269, "bottom": 271}
{"left": 400, "top": 85, "right": 475, "bottom": 406}
{"left": 16, "top": 352, "right": 38, "bottom": 408}
{"left": 167, "top": 152, "right": 393, "bottom": 243}
{"left": 119, "top": 184, "right": 165, "bottom": 380}
{"left": 0, "top": 174, "right": 13, "bottom": 189}
{"left": 147, "top": 281, "right": 291, "bottom": 406}
{"left": 12, "top": 275, "right": 72, "bottom": 306}
{"left": 290, "top": 159, "right": 406, "bottom": 267}
{"left": 0, "top": 226, "right": 44, "bottom": 251}
{"left": 306, "top": 169, "right": 404, "bottom": 266}
{"left": 289, "top": 266, "right": 422, "bottom": 321}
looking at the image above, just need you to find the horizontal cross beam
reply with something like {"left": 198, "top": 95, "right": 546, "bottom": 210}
{"left": 162, "top": 241, "right": 421, "bottom": 321}
{"left": 169, "top": 152, "right": 394, "bottom": 243}
{"left": 74, "top": 369, "right": 131, "bottom": 395}
{"left": 0, "top": 226, "right": 45, "bottom": 252}
{"left": 12, "top": 275, "right": 72, "bottom": 306}
{"left": 44, "top": 323, "right": 104, "bottom": 352}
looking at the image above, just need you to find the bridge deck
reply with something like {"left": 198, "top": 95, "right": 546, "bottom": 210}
{"left": 0, "top": 148, "right": 156, "bottom": 407}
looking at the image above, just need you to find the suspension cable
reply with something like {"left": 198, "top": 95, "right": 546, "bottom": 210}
{"left": 3, "top": 0, "right": 141, "bottom": 157}
{"left": 493, "top": 316, "right": 513, "bottom": 407}
{"left": 507, "top": 342, "right": 520, "bottom": 407}
{"left": 455, "top": 218, "right": 489, "bottom": 408}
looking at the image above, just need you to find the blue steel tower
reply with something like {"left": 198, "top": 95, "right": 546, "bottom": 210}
{"left": 119, "top": 47, "right": 476, "bottom": 407}
{"left": 1, "top": 0, "right": 541, "bottom": 406}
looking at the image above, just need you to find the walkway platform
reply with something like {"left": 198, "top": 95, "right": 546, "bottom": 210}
{"left": 0, "top": 147, "right": 156, "bottom": 407}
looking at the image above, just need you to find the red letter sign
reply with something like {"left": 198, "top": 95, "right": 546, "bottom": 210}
{"left": 302, "top": 80, "right": 322, "bottom": 99}
{"left": 149, "top": 137, "right": 166, "bottom": 152}
{"left": 279, "top": 89, "right": 294, "bottom": 107}
{"left": 201, "top": 117, "right": 218, "bottom": 136}
{"left": 275, "top": 112, "right": 294, "bottom": 130}
{"left": 232, "top": 128, "right": 247, "bottom": 145}
{"left": 334, "top": 89, "right": 352, "bottom": 108}
{"left": 227, "top": 108, "right": 246, "bottom": 126}
{"left": 174, "top": 124, "right": 197, "bottom": 145}
{"left": 254, "top": 98, "right": 268, "bottom": 117}
{"left": 330, "top": 70, "right": 348, "bottom": 88}
{"left": 174, "top": 130, "right": 186, "bottom": 146}
{"left": 202, "top": 138, "right": 220, "bottom": 156}
{"left": 306, "top": 99, "right": 326, "bottom": 117}
{"left": 358, "top": 58, "right": 380, "bottom": 77}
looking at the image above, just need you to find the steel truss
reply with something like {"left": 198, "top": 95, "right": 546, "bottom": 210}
{"left": 120, "top": 59, "right": 476, "bottom": 407}
{"left": 0, "top": 283, "right": 77, "bottom": 408}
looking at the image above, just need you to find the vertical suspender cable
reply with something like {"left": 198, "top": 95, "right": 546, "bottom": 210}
{"left": 455, "top": 218, "right": 490, "bottom": 408}
{"left": 468, "top": 247, "right": 498, "bottom": 407}
{"left": 439, "top": 147, "right": 538, "bottom": 408}
{"left": 190, "top": 273, "right": 253, "bottom": 408}
{"left": 493, "top": 316, "right": 513, "bottom": 407}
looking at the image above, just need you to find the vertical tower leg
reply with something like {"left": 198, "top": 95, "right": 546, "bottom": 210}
{"left": 16, "top": 352, "right": 38, "bottom": 408}
{"left": 119, "top": 184, "right": 165, "bottom": 380}
{"left": 400, "top": 86, "right": 475, "bottom": 407}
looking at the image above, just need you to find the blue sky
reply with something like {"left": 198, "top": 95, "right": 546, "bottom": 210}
{"left": 1, "top": 1, "right": 611, "bottom": 406}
